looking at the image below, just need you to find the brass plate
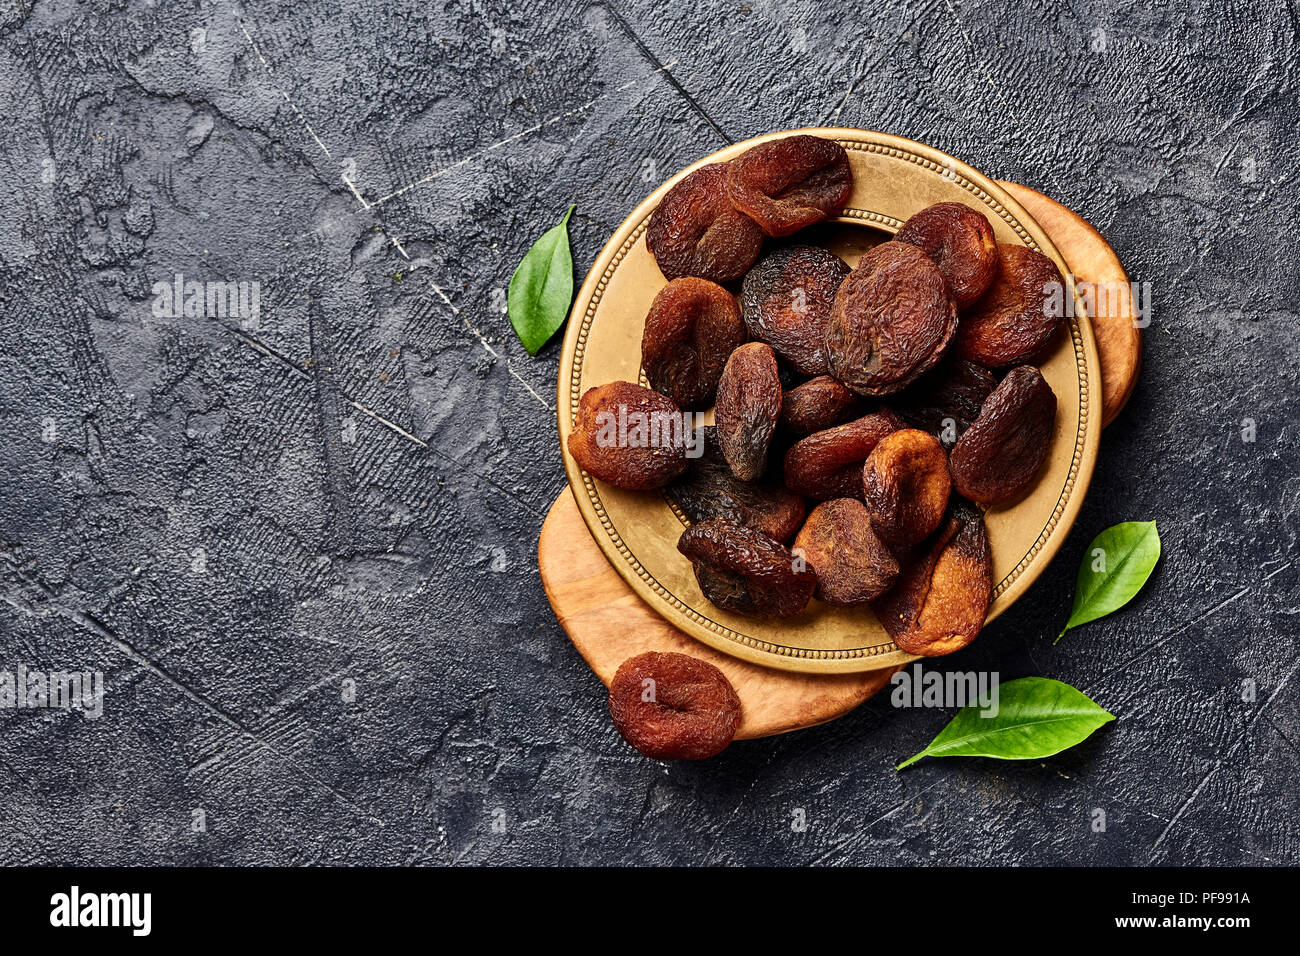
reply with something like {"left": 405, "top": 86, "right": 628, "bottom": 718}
{"left": 557, "top": 128, "right": 1101, "bottom": 674}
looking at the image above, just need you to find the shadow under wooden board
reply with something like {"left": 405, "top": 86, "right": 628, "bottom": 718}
{"left": 540, "top": 181, "right": 1141, "bottom": 741}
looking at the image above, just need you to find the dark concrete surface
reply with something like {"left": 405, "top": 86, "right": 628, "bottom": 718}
{"left": 0, "top": 0, "right": 1296, "bottom": 866}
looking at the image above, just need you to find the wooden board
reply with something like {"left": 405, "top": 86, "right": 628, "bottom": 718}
{"left": 997, "top": 181, "right": 1142, "bottom": 426}
{"left": 541, "top": 180, "right": 1144, "bottom": 739}
{"left": 539, "top": 490, "right": 899, "bottom": 740}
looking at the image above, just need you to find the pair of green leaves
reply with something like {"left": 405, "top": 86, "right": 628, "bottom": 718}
{"left": 508, "top": 205, "right": 576, "bottom": 356}
{"left": 898, "top": 677, "right": 1114, "bottom": 769}
{"left": 900, "top": 520, "right": 1159, "bottom": 769}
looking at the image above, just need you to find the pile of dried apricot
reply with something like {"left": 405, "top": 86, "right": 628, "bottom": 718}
{"left": 572, "top": 135, "right": 1072, "bottom": 759}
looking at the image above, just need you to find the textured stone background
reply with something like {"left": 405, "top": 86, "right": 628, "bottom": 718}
{"left": 0, "top": 0, "right": 1296, "bottom": 866}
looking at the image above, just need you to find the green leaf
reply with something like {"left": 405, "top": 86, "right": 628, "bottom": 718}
{"left": 508, "top": 204, "right": 576, "bottom": 355}
{"left": 897, "top": 677, "right": 1114, "bottom": 769}
{"left": 1055, "top": 521, "right": 1161, "bottom": 643}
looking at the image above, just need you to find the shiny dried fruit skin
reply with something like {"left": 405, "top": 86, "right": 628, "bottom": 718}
{"left": 646, "top": 163, "right": 764, "bottom": 283}
{"left": 794, "top": 499, "right": 899, "bottom": 606}
{"left": 783, "top": 411, "right": 903, "bottom": 500}
{"left": 873, "top": 504, "right": 992, "bottom": 657}
{"left": 641, "top": 277, "right": 746, "bottom": 411}
{"left": 608, "top": 652, "right": 741, "bottom": 760}
{"left": 894, "top": 202, "right": 999, "bottom": 308}
{"left": 956, "top": 243, "right": 1066, "bottom": 367}
{"left": 715, "top": 342, "right": 783, "bottom": 482}
{"left": 567, "top": 381, "right": 692, "bottom": 490}
{"left": 891, "top": 358, "right": 998, "bottom": 447}
{"left": 825, "top": 242, "right": 958, "bottom": 396}
{"left": 949, "top": 365, "right": 1057, "bottom": 506}
{"left": 861, "top": 428, "right": 952, "bottom": 549}
{"left": 740, "top": 245, "right": 850, "bottom": 375}
{"left": 780, "top": 375, "right": 866, "bottom": 436}
{"left": 666, "top": 427, "right": 806, "bottom": 542}
{"left": 677, "top": 518, "right": 817, "bottom": 618}
{"left": 726, "top": 135, "right": 853, "bottom": 237}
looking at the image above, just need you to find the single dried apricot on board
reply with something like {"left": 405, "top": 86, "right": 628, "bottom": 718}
{"left": 646, "top": 162, "right": 764, "bottom": 283}
{"left": 794, "top": 498, "right": 899, "bottom": 606}
{"left": 783, "top": 411, "right": 902, "bottom": 500}
{"left": 872, "top": 504, "right": 993, "bottom": 657}
{"left": 890, "top": 358, "right": 998, "bottom": 447}
{"left": 716, "top": 342, "right": 783, "bottom": 481}
{"left": 666, "top": 426, "right": 806, "bottom": 542}
{"left": 780, "top": 375, "right": 865, "bottom": 436}
{"left": 894, "top": 202, "right": 999, "bottom": 308}
{"left": 956, "top": 242, "right": 1066, "bottom": 367}
{"left": 641, "top": 277, "right": 746, "bottom": 411}
{"left": 861, "top": 428, "right": 952, "bottom": 549}
{"left": 825, "top": 241, "right": 958, "bottom": 396}
{"left": 677, "top": 518, "right": 817, "bottom": 618}
{"left": 567, "top": 381, "right": 693, "bottom": 490}
{"left": 740, "top": 245, "right": 850, "bottom": 375}
{"left": 949, "top": 365, "right": 1056, "bottom": 506}
{"left": 726, "top": 135, "right": 853, "bottom": 237}
{"left": 608, "top": 651, "right": 741, "bottom": 760}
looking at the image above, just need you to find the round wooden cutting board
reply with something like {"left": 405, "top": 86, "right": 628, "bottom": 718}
{"left": 541, "top": 177, "right": 1141, "bottom": 739}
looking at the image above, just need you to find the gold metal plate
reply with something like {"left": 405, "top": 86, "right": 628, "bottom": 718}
{"left": 557, "top": 128, "right": 1100, "bottom": 674}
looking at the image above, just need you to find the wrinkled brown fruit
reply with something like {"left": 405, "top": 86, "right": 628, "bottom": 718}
{"left": 567, "top": 382, "right": 692, "bottom": 490}
{"left": 956, "top": 242, "right": 1066, "bottom": 367}
{"left": 740, "top": 245, "right": 850, "bottom": 375}
{"left": 860, "top": 428, "right": 952, "bottom": 549}
{"left": 894, "top": 202, "right": 999, "bottom": 308}
{"left": 677, "top": 518, "right": 817, "bottom": 618}
{"left": 780, "top": 375, "right": 866, "bottom": 436}
{"left": 783, "top": 411, "right": 903, "bottom": 500}
{"left": 641, "top": 277, "right": 746, "bottom": 411}
{"left": 872, "top": 504, "right": 993, "bottom": 657}
{"left": 666, "top": 426, "right": 806, "bottom": 542}
{"left": 726, "top": 135, "right": 853, "bottom": 237}
{"left": 608, "top": 652, "right": 741, "bottom": 760}
{"left": 825, "top": 242, "right": 958, "bottom": 396}
{"left": 890, "top": 358, "right": 998, "bottom": 448}
{"left": 646, "top": 162, "right": 764, "bottom": 283}
{"left": 949, "top": 365, "right": 1057, "bottom": 506}
{"left": 715, "top": 342, "right": 783, "bottom": 482}
{"left": 793, "top": 499, "right": 899, "bottom": 606}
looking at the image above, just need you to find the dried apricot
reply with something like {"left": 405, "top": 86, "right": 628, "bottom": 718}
{"left": 825, "top": 242, "right": 958, "bottom": 396}
{"left": 890, "top": 358, "right": 997, "bottom": 447}
{"left": 646, "top": 162, "right": 764, "bottom": 283}
{"left": 793, "top": 499, "right": 899, "bottom": 606}
{"left": 726, "top": 135, "right": 853, "bottom": 237}
{"left": 949, "top": 365, "right": 1056, "bottom": 506}
{"left": 780, "top": 375, "right": 865, "bottom": 436}
{"left": 740, "top": 245, "right": 850, "bottom": 375}
{"left": 894, "top": 202, "right": 998, "bottom": 308}
{"left": 872, "top": 503, "right": 992, "bottom": 657}
{"left": 567, "top": 382, "right": 693, "bottom": 490}
{"left": 666, "top": 426, "right": 806, "bottom": 542}
{"left": 783, "top": 411, "right": 903, "bottom": 500}
{"left": 955, "top": 243, "right": 1066, "bottom": 367}
{"left": 641, "top": 277, "right": 746, "bottom": 410}
{"left": 861, "top": 429, "right": 952, "bottom": 549}
{"left": 677, "top": 518, "right": 817, "bottom": 618}
{"left": 608, "top": 652, "right": 741, "bottom": 760}
{"left": 715, "top": 342, "right": 782, "bottom": 481}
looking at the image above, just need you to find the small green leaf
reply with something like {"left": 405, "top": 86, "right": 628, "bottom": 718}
{"left": 508, "top": 204, "right": 576, "bottom": 355}
{"left": 1055, "top": 521, "right": 1160, "bottom": 643}
{"left": 897, "top": 677, "right": 1114, "bottom": 769}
